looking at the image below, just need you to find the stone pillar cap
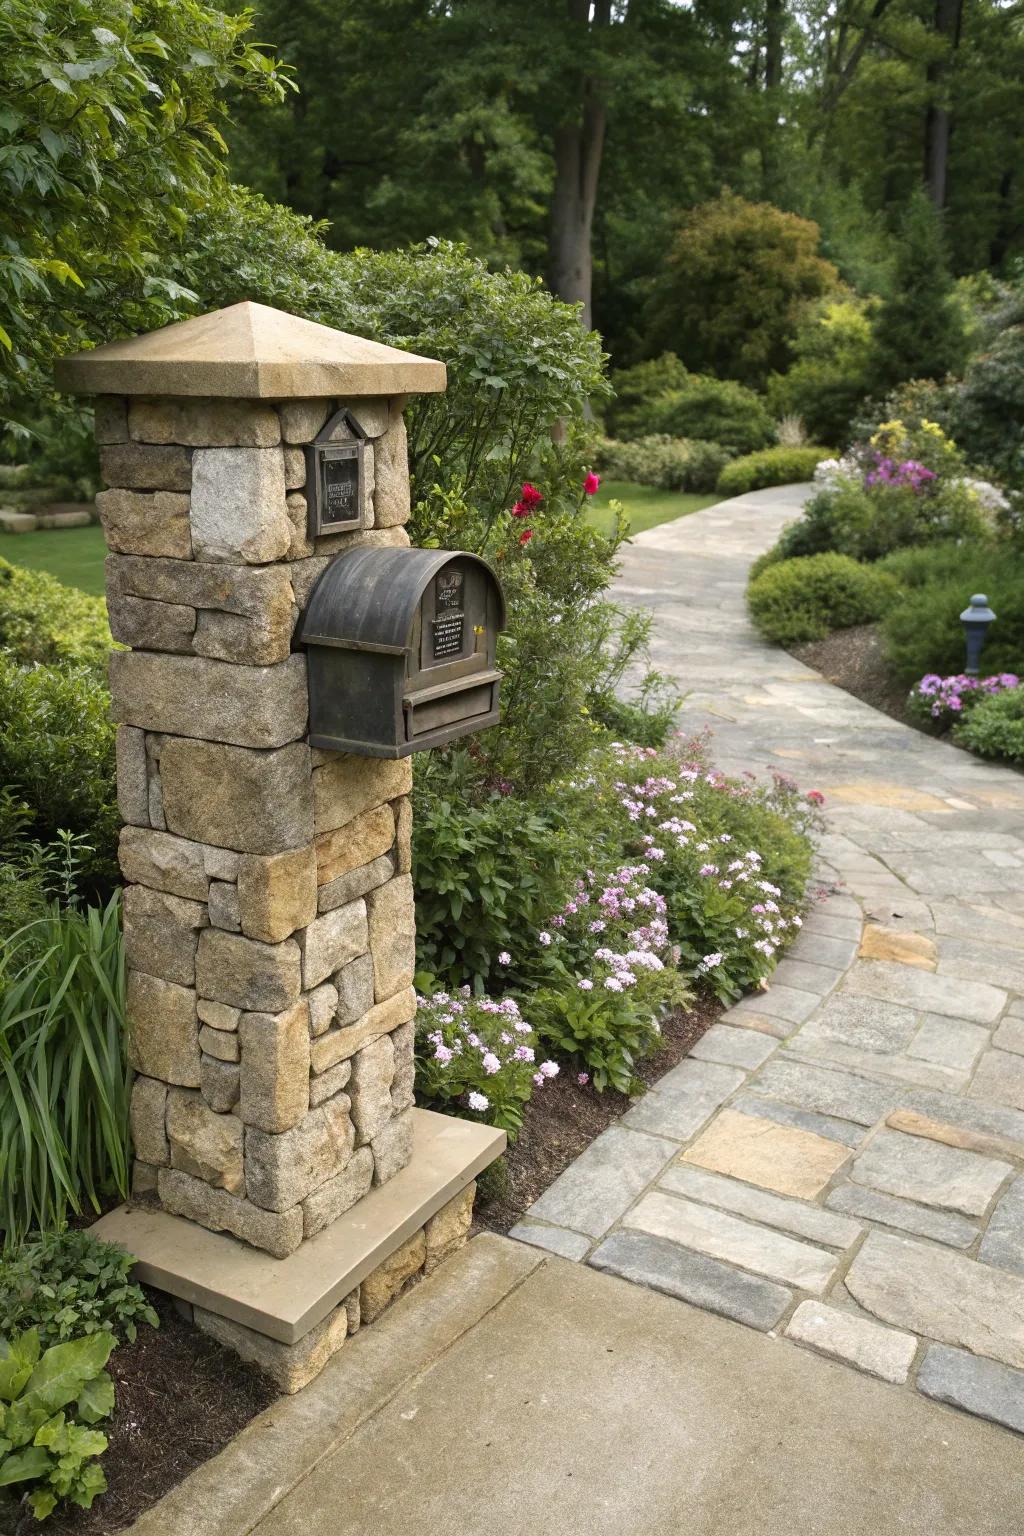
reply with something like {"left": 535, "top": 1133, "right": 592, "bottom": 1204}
{"left": 55, "top": 300, "right": 446, "bottom": 400}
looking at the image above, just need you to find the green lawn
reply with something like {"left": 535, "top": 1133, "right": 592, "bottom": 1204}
{"left": 584, "top": 480, "right": 720, "bottom": 538}
{"left": 0, "top": 478, "right": 717, "bottom": 597}
{"left": 0, "top": 524, "right": 108, "bottom": 595}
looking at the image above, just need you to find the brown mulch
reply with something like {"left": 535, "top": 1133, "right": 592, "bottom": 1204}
{"left": 13, "top": 1292, "right": 278, "bottom": 1536}
{"left": 790, "top": 622, "right": 915, "bottom": 727}
{"left": 473, "top": 994, "right": 722, "bottom": 1234}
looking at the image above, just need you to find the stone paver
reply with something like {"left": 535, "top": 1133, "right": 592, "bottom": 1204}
{"left": 786, "top": 1300, "right": 918, "bottom": 1384}
{"left": 507, "top": 1221, "right": 591, "bottom": 1261}
{"left": 517, "top": 488, "right": 1024, "bottom": 1435}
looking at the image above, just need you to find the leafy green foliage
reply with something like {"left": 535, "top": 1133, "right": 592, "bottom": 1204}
{"left": 767, "top": 297, "right": 880, "bottom": 446}
{"left": 0, "top": 656, "right": 119, "bottom": 895}
{"left": 596, "top": 435, "right": 732, "bottom": 493}
{"left": 954, "top": 686, "right": 1024, "bottom": 763}
{"left": 774, "top": 468, "right": 988, "bottom": 565}
{"left": 747, "top": 554, "right": 898, "bottom": 646}
{"left": 0, "top": 1328, "right": 114, "bottom": 1520}
{"left": 878, "top": 542, "right": 1024, "bottom": 685}
{"left": 604, "top": 353, "right": 691, "bottom": 440}
{"left": 413, "top": 989, "right": 541, "bottom": 1139}
{"left": 0, "top": 0, "right": 290, "bottom": 421}
{"left": 0, "top": 894, "right": 128, "bottom": 1248}
{"left": 648, "top": 375, "right": 775, "bottom": 455}
{"left": 949, "top": 305, "right": 1024, "bottom": 491}
{"left": 716, "top": 446, "right": 835, "bottom": 497}
{"left": 0, "top": 1231, "right": 157, "bottom": 1348}
{"left": 871, "top": 190, "right": 968, "bottom": 394}
{"left": 529, "top": 984, "right": 664, "bottom": 1097}
{"left": 0, "top": 559, "right": 110, "bottom": 670}
{"left": 648, "top": 193, "right": 840, "bottom": 390}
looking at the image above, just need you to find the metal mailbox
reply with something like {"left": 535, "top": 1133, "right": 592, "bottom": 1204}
{"left": 299, "top": 547, "right": 506, "bottom": 757}
{"left": 305, "top": 408, "right": 368, "bottom": 538}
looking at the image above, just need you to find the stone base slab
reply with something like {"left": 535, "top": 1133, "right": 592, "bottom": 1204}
{"left": 91, "top": 1109, "right": 503, "bottom": 1355}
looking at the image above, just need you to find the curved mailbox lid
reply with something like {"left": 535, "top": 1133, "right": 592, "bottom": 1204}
{"left": 298, "top": 546, "right": 506, "bottom": 655}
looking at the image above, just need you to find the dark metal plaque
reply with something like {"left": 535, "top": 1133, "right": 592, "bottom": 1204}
{"left": 321, "top": 447, "right": 360, "bottom": 526}
{"left": 431, "top": 611, "right": 464, "bottom": 660}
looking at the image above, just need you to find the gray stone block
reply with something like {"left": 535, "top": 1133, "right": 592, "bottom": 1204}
{"left": 689, "top": 1023, "right": 777, "bottom": 1071}
{"left": 589, "top": 1230, "right": 791, "bottom": 1331}
{"left": 917, "top": 1343, "right": 1024, "bottom": 1434}
{"left": 850, "top": 1128, "right": 1011, "bottom": 1217}
{"left": 751, "top": 1059, "right": 899, "bottom": 1127}
{"left": 508, "top": 1222, "right": 591, "bottom": 1261}
{"left": 979, "top": 1175, "right": 1024, "bottom": 1276}
{"left": 621, "top": 1059, "right": 745, "bottom": 1141}
{"left": 528, "top": 1125, "right": 677, "bottom": 1239}
{"left": 826, "top": 1184, "right": 977, "bottom": 1249}
{"left": 731, "top": 1093, "right": 865, "bottom": 1149}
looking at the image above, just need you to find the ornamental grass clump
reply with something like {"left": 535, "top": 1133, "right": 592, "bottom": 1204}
{"left": 413, "top": 989, "right": 554, "bottom": 1138}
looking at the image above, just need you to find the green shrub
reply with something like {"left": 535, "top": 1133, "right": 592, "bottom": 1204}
{"left": 413, "top": 990, "right": 543, "bottom": 1139}
{"left": 0, "top": 1232, "right": 157, "bottom": 1348}
{"left": 596, "top": 434, "right": 731, "bottom": 492}
{"left": 0, "top": 561, "right": 110, "bottom": 672}
{"left": 774, "top": 471, "right": 989, "bottom": 565}
{"left": 716, "top": 446, "right": 835, "bottom": 497}
{"left": 0, "top": 1328, "right": 115, "bottom": 1521}
{"left": 648, "top": 375, "right": 775, "bottom": 455}
{"left": 747, "top": 554, "right": 898, "bottom": 646}
{"left": 0, "top": 895, "right": 128, "bottom": 1248}
{"left": 878, "top": 543, "right": 1024, "bottom": 685}
{"left": 0, "top": 657, "right": 119, "bottom": 894}
{"left": 606, "top": 352, "right": 690, "bottom": 440}
{"left": 949, "top": 319, "right": 1024, "bottom": 491}
{"left": 767, "top": 297, "right": 880, "bottom": 446}
{"left": 954, "top": 687, "right": 1024, "bottom": 763}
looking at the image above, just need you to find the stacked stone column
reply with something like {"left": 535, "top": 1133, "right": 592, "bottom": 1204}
{"left": 101, "top": 391, "right": 418, "bottom": 1259}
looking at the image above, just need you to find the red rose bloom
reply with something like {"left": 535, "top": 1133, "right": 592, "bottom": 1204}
{"left": 511, "top": 500, "right": 529, "bottom": 517}
{"left": 519, "top": 528, "right": 535, "bottom": 545}
{"left": 583, "top": 472, "right": 600, "bottom": 496}
{"left": 520, "top": 483, "right": 543, "bottom": 508}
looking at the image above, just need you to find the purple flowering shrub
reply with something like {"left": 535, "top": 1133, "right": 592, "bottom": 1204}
{"left": 414, "top": 989, "right": 557, "bottom": 1138}
{"left": 908, "top": 672, "right": 1020, "bottom": 730}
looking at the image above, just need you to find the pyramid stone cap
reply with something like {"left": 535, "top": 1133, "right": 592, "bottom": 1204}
{"left": 55, "top": 301, "right": 447, "bottom": 399}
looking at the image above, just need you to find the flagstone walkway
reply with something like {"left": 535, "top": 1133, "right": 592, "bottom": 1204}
{"left": 513, "top": 486, "right": 1024, "bottom": 1435}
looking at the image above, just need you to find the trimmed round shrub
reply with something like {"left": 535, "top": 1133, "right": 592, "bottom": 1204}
{"left": 716, "top": 446, "right": 835, "bottom": 497}
{"left": 648, "top": 376, "right": 775, "bottom": 454}
{"left": 747, "top": 553, "right": 898, "bottom": 646}
{"left": 0, "top": 558, "right": 110, "bottom": 671}
{"left": 954, "top": 687, "right": 1024, "bottom": 763}
{"left": 596, "top": 434, "right": 731, "bottom": 492}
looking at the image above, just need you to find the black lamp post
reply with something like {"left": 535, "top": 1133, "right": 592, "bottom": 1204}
{"left": 960, "top": 593, "right": 996, "bottom": 678}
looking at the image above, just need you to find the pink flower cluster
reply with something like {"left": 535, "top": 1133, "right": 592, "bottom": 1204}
{"left": 417, "top": 988, "right": 559, "bottom": 1112}
{"left": 864, "top": 454, "right": 936, "bottom": 492}
{"left": 913, "top": 671, "right": 1019, "bottom": 718}
{"left": 544, "top": 862, "right": 673, "bottom": 996}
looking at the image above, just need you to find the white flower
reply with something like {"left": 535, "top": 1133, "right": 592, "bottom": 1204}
{"left": 467, "top": 1091, "right": 489, "bottom": 1112}
{"left": 497, "top": 951, "right": 512, "bottom": 966}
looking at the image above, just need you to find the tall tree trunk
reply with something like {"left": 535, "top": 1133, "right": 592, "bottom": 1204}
{"left": 760, "top": 0, "right": 785, "bottom": 197}
{"left": 547, "top": 0, "right": 612, "bottom": 330}
{"left": 924, "top": 0, "right": 964, "bottom": 210}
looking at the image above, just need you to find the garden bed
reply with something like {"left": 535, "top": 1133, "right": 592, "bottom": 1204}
{"left": 12, "top": 1293, "right": 277, "bottom": 1536}
{"left": 474, "top": 994, "right": 721, "bottom": 1234}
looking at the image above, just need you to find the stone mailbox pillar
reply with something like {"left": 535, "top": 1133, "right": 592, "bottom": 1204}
{"left": 58, "top": 303, "right": 504, "bottom": 1390}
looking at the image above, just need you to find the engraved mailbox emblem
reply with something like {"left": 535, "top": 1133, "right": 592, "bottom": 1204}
{"left": 431, "top": 570, "right": 465, "bottom": 661}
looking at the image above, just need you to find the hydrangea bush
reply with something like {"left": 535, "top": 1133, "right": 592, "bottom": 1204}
{"left": 413, "top": 988, "right": 556, "bottom": 1138}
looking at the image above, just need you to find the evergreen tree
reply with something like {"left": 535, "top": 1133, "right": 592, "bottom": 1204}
{"left": 872, "top": 190, "right": 967, "bottom": 391}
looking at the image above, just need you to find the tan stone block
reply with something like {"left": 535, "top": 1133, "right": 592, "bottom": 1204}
{"left": 190, "top": 447, "right": 290, "bottom": 564}
{"left": 108, "top": 651, "right": 307, "bottom": 749}
{"left": 301, "top": 900, "right": 369, "bottom": 989}
{"left": 129, "top": 398, "right": 280, "bottom": 447}
{"left": 196, "top": 998, "right": 240, "bottom": 1032}
{"left": 307, "top": 982, "right": 339, "bottom": 1037}
{"left": 107, "top": 552, "right": 293, "bottom": 623}
{"left": 349, "top": 1034, "right": 395, "bottom": 1145}
{"left": 334, "top": 953, "right": 375, "bottom": 1027}
{"left": 94, "top": 395, "right": 128, "bottom": 443}
{"left": 108, "top": 592, "right": 195, "bottom": 653}
{"left": 338, "top": 397, "right": 390, "bottom": 439}
{"left": 309, "top": 1058, "right": 352, "bottom": 1107}
{"left": 859, "top": 926, "right": 938, "bottom": 971}
{"left": 204, "top": 846, "right": 241, "bottom": 881}
{"left": 123, "top": 885, "right": 207, "bottom": 986}
{"left": 371, "top": 1109, "right": 413, "bottom": 1185}
{"left": 119, "top": 826, "right": 210, "bottom": 903}
{"left": 97, "top": 488, "right": 192, "bottom": 558}
{"left": 196, "top": 929, "right": 301, "bottom": 1012}
{"left": 208, "top": 880, "right": 241, "bottom": 932}
{"left": 423, "top": 1183, "right": 475, "bottom": 1275}
{"left": 285, "top": 490, "right": 313, "bottom": 560}
{"left": 147, "top": 763, "right": 166, "bottom": 830}
{"left": 130, "top": 1076, "right": 168, "bottom": 1166}
{"left": 284, "top": 448, "right": 306, "bottom": 491}
{"left": 193, "top": 608, "right": 294, "bottom": 667}
{"left": 316, "top": 806, "right": 394, "bottom": 886}
{"left": 371, "top": 413, "right": 410, "bottom": 527}
{"left": 115, "top": 726, "right": 149, "bottom": 827}
{"left": 366, "top": 874, "right": 416, "bottom": 1001}
{"left": 302, "top": 1145, "right": 373, "bottom": 1238}
{"left": 199, "top": 1024, "right": 239, "bottom": 1062}
{"left": 288, "top": 555, "right": 330, "bottom": 612}
{"left": 317, "top": 852, "right": 394, "bottom": 914}
{"left": 239, "top": 1002, "right": 310, "bottom": 1132}
{"left": 167, "top": 1089, "right": 244, "bottom": 1193}
{"left": 127, "top": 972, "right": 200, "bottom": 1088}
{"left": 237, "top": 845, "right": 317, "bottom": 944}
{"left": 157, "top": 1167, "right": 302, "bottom": 1259}
{"left": 160, "top": 739, "right": 313, "bottom": 855}
{"left": 682, "top": 1108, "right": 851, "bottom": 1199}
{"left": 279, "top": 400, "right": 331, "bottom": 444}
{"left": 100, "top": 443, "right": 192, "bottom": 492}
{"left": 201, "top": 1056, "right": 240, "bottom": 1114}
{"left": 193, "top": 1295, "right": 348, "bottom": 1394}
{"left": 393, "top": 795, "right": 412, "bottom": 875}
{"left": 312, "top": 753, "right": 412, "bottom": 836}
{"left": 310, "top": 987, "right": 416, "bottom": 1071}
{"left": 359, "top": 1230, "right": 425, "bottom": 1324}
{"left": 390, "top": 1020, "right": 415, "bottom": 1113}
{"left": 245, "top": 1095, "right": 355, "bottom": 1212}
